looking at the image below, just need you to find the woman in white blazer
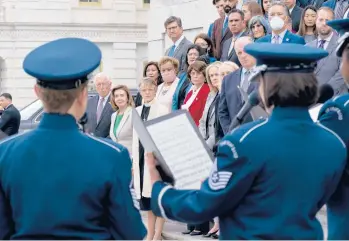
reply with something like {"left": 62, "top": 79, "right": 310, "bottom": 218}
{"left": 132, "top": 77, "right": 169, "bottom": 241}
{"left": 109, "top": 85, "right": 134, "bottom": 156}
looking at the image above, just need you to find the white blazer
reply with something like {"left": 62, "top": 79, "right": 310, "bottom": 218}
{"left": 132, "top": 100, "right": 169, "bottom": 199}
{"left": 110, "top": 106, "right": 133, "bottom": 156}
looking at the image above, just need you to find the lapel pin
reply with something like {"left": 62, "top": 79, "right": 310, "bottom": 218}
{"left": 286, "top": 38, "right": 289, "bottom": 41}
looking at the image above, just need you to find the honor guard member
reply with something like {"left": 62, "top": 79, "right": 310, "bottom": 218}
{"left": 317, "top": 19, "right": 349, "bottom": 240}
{"left": 146, "top": 43, "right": 347, "bottom": 240}
{"left": 0, "top": 38, "right": 147, "bottom": 240}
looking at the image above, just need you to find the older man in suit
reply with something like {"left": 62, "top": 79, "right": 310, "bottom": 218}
{"left": 218, "top": 36, "right": 258, "bottom": 134}
{"left": 257, "top": 2, "right": 305, "bottom": 44}
{"left": 307, "top": 7, "right": 347, "bottom": 95}
{"left": 85, "top": 73, "right": 114, "bottom": 138}
{"left": 211, "top": 0, "right": 238, "bottom": 60}
{"left": 0, "top": 93, "right": 21, "bottom": 137}
{"left": 164, "top": 16, "right": 192, "bottom": 73}
{"left": 220, "top": 9, "right": 248, "bottom": 66}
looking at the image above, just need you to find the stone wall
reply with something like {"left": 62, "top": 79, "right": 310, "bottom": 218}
{"left": 0, "top": 0, "right": 148, "bottom": 108}
{"left": 147, "top": 0, "right": 219, "bottom": 62}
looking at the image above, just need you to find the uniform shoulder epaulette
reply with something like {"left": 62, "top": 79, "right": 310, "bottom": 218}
{"left": 85, "top": 134, "right": 125, "bottom": 153}
{"left": 228, "top": 118, "right": 268, "bottom": 143}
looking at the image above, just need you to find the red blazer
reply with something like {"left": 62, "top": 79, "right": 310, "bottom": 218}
{"left": 183, "top": 83, "right": 210, "bottom": 126}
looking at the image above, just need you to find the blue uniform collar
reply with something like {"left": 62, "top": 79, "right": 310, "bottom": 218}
{"left": 269, "top": 107, "right": 313, "bottom": 122}
{"left": 39, "top": 113, "right": 79, "bottom": 130}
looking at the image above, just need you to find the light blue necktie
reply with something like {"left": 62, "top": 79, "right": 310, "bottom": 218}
{"left": 168, "top": 45, "right": 176, "bottom": 57}
{"left": 222, "top": 17, "right": 228, "bottom": 36}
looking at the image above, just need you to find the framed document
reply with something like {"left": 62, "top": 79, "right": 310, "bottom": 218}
{"left": 132, "top": 108, "right": 214, "bottom": 190}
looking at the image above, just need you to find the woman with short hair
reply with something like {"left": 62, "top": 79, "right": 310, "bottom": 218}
{"left": 132, "top": 77, "right": 169, "bottom": 241}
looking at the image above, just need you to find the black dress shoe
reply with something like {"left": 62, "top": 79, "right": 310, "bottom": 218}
{"left": 190, "top": 230, "right": 203, "bottom": 236}
{"left": 203, "top": 230, "right": 218, "bottom": 238}
{"left": 212, "top": 233, "right": 219, "bottom": 239}
{"left": 182, "top": 230, "right": 193, "bottom": 235}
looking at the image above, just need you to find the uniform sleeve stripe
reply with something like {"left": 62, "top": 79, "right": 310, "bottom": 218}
{"left": 158, "top": 185, "right": 172, "bottom": 220}
{"left": 345, "top": 100, "right": 349, "bottom": 107}
{"left": 86, "top": 134, "right": 121, "bottom": 153}
{"left": 239, "top": 119, "right": 268, "bottom": 143}
{"left": 317, "top": 123, "right": 346, "bottom": 148}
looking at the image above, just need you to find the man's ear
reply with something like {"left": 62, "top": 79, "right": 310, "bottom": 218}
{"left": 77, "top": 86, "right": 88, "bottom": 105}
{"left": 34, "top": 84, "right": 41, "bottom": 99}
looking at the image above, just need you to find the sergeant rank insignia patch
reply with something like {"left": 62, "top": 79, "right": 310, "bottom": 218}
{"left": 208, "top": 160, "right": 233, "bottom": 191}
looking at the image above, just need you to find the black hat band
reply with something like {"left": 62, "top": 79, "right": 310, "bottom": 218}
{"left": 263, "top": 62, "right": 317, "bottom": 73}
{"left": 36, "top": 76, "right": 89, "bottom": 90}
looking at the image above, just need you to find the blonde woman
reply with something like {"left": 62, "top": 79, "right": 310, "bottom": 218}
{"left": 205, "top": 61, "right": 239, "bottom": 239}
{"left": 198, "top": 61, "right": 223, "bottom": 150}
{"left": 109, "top": 85, "right": 134, "bottom": 155}
{"left": 132, "top": 78, "right": 169, "bottom": 241}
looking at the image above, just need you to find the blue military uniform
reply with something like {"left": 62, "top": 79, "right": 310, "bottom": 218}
{"left": 150, "top": 43, "right": 347, "bottom": 239}
{"left": 0, "top": 38, "right": 146, "bottom": 239}
{"left": 317, "top": 19, "right": 349, "bottom": 240}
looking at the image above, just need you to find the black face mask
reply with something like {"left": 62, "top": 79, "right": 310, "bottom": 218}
{"left": 196, "top": 45, "right": 208, "bottom": 56}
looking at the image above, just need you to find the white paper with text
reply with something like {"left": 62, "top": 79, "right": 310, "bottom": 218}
{"left": 146, "top": 113, "right": 213, "bottom": 190}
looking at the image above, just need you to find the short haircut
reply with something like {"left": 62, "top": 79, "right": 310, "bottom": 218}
{"left": 212, "top": 0, "right": 222, "bottom": 4}
{"left": 269, "top": 2, "right": 291, "bottom": 19}
{"left": 317, "top": 6, "right": 335, "bottom": 20}
{"left": 139, "top": 77, "right": 157, "bottom": 89}
{"left": 206, "top": 61, "right": 223, "bottom": 93}
{"left": 187, "top": 61, "right": 208, "bottom": 82}
{"left": 248, "top": 15, "right": 269, "bottom": 34}
{"left": 228, "top": 8, "right": 245, "bottom": 20}
{"left": 158, "top": 56, "right": 179, "bottom": 74}
{"left": 164, "top": 16, "right": 182, "bottom": 29}
{"left": 260, "top": 72, "right": 318, "bottom": 108}
{"left": 38, "top": 83, "right": 87, "bottom": 113}
{"left": 0, "top": 93, "right": 12, "bottom": 100}
{"left": 110, "top": 85, "right": 134, "bottom": 111}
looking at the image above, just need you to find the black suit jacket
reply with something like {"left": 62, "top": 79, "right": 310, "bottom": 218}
{"left": 291, "top": 6, "right": 303, "bottom": 33}
{"left": 85, "top": 95, "right": 114, "bottom": 138}
{"left": 0, "top": 104, "right": 21, "bottom": 136}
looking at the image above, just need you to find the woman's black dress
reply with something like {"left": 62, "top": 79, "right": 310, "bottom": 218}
{"left": 138, "top": 105, "right": 151, "bottom": 211}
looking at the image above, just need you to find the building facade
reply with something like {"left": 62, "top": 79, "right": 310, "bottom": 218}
{"left": 147, "top": 0, "right": 218, "bottom": 62}
{"left": 0, "top": 0, "right": 149, "bottom": 108}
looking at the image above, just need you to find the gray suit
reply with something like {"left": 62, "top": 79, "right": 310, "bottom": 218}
{"left": 307, "top": 34, "right": 347, "bottom": 95}
{"left": 220, "top": 32, "right": 248, "bottom": 66}
{"left": 165, "top": 36, "right": 192, "bottom": 73}
{"left": 85, "top": 95, "right": 114, "bottom": 138}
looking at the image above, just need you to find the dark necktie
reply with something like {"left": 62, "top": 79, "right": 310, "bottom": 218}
{"left": 318, "top": 39, "right": 326, "bottom": 49}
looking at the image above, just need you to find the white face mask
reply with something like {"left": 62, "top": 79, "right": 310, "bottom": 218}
{"left": 270, "top": 16, "right": 285, "bottom": 31}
